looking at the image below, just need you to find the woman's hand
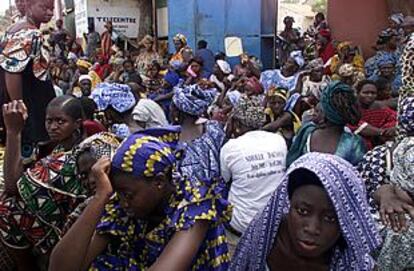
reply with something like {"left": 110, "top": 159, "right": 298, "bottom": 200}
{"left": 377, "top": 185, "right": 414, "bottom": 232}
{"left": 3, "top": 100, "right": 28, "bottom": 134}
{"left": 91, "top": 157, "right": 113, "bottom": 200}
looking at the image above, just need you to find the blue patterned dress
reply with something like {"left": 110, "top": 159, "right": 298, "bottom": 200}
{"left": 178, "top": 121, "right": 226, "bottom": 184}
{"left": 89, "top": 176, "right": 232, "bottom": 271}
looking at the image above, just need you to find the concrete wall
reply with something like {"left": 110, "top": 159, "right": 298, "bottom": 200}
{"left": 328, "top": 0, "right": 389, "bottom": 58}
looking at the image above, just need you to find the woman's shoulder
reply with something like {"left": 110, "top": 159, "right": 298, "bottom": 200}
{"left": 0, "top": 26, "right": 45, "bottom": 75}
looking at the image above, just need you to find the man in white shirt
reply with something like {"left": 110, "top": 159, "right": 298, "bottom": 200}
{"left": 221, "top": 95, "right": 288, "bottom": 255}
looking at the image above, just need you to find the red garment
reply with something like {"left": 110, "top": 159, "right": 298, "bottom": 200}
{"left": 349, "top": 107, "right": 397, "bottom": 149}
{"left": 319, "top": 43, "right": 336, "bottom": 64}
{"left": 83, "top": 120, "right": 107, "bottom": 137}
{"left": 101, "top": 31, "right": 112, "bottom": 58}
{"left": 95, "top": 63, "right": 112, "bottom": 80}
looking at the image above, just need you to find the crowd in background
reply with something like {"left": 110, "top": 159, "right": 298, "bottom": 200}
{"left": 0, "top": 0, "right": 414, "bottom": 270}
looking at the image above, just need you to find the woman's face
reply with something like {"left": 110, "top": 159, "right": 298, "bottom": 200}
{"left": 28, "top": 0, "right": 54, "bottom": 24}
{"left": 379, "top": 64, "right": 395, "bottom": 78}
{"left": 282, "top": 58, "right": 298, "bottom": 76}
{"left": 287, "top": 185, "right": 341, "bottom": 258}
{"left": 146, "top": 64, "right": 160, "bottom": 79}
{"left": 310, "top": 68, "right": 324, "bottom": 82}
{"left": 174, "top": 40, "right": 184, "bottom": 52}
{"left": 77, "top": 152, "right": 98, "bottom": 195}
{"left": 15, "top": 0, "right": 25, "bottom": 15}
{"left": 112, "top": 172, "right": 166, "bottom": 219}
{"left": 45, "top": 106, "right": 80, "bottom": 143}
{"left": 190, "top": 62, "right": 202, "bottom": 75}
{"left": 267, "top": 96, "right": 286, "bottom": 117}
{"left": 358, "top": 83, "right": 378, "bottom": 107}
{"left": 312, "top": 103, "right": 325, "bottom": 125}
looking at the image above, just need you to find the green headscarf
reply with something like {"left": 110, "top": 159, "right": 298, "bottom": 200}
{"left": 321, "top": 81, "right": 356, "bottom": 126}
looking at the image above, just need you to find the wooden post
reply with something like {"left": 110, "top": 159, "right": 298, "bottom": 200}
{"left": 152, "top": 0, "right": 159, "bottom": 52}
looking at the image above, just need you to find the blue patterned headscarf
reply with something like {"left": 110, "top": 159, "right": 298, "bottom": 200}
{"left": 172, "top": 84, "right": 217, "bottom": 116}
{"left": 91, "top": 83, "right": 137, "bottom": 113}
{"left": 112, "top": 126, "right": 181, "bottom": 178}
{"left": 398, "top": 96, "right": 414, "bottom": 135}
{"left": 377, "top": 53, "right": 396, "bottom": 67}
{"left": 321, "top": 81, "right": 356, "bottom": 126}
{"left": 230, "top": 153, "right": 381, "bottom": 271}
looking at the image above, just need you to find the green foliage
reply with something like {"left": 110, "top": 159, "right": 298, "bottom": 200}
{"left": 311, "top": 0, "right": 327, "bottom": 13}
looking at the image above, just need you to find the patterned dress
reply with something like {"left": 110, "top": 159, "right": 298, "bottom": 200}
{"left": 0, "top": 28, "right": 56, "bottom": 153}
{"left": 90, "top": 176, "right": 232, "bottom": 271}
{"left": 178, "top": 121, "right": 226, "bottom": 184}
{"left": 0, "top": 149, "right": 87, "bottom": 254}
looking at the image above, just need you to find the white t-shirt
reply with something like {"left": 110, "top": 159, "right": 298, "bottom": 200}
{"left": 220, "top": 131, "right": 287, "bottom": 233}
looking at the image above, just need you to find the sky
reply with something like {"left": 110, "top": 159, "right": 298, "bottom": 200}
{"left": 0, "top": 0, "right": 14, "bottom": 16}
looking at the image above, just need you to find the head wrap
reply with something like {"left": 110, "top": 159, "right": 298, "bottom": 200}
{"left": 79, "top": 75, "right": 92, "bottom": 83}
{"left": 246, "top": 76, "right": 264, "bottom": 95}
{"left": 164, "top": 70, "right": 180, "bottom": 87}
{"left": 226, "top": 90, "right": 242, "bottom": 107}
{"left": 398, "top": 96, "right": 414, "bottom": 135}
{"left": 338, "top": 64, "right": 355, "bottom": 77}
{"left": 173, "top": 33, "right": 187, "bottom": 45}
{"left": 172, "top": 84, "right": 217, "bottom": 116}
{"left": 306, "top": 58, "right": 324, "bottom": 70}
{"left": 337, "top": 41, "right": 352, "bottom": 52}
{"left": 140, "top": 35, "right": 154, "bottom": 45}
{"left": 390, "top": 13, "right": 404, "bottom": 25}
{"left": 284, "top": 16, "right": 295, "bottom": 23}
{"left": 231, "top": 95, "right": 266, "bottom": 129}
{"left": 112, "top": 126, "right": 181, "bottom": 178}
{"left": 290, "top": 50, "right": 305, "bottom": 68}
{"left": 320, "top": 81, "right": 356, "bottom": 125}
{"left": 267, "top": 87, "right": 289, "bottom": 102}
{"left": 77, "top": 59, "right": 92, "bottom": 70}
{"left": 91, "top": 83, "right": 137, "bottom": 113}
{"left": 230, "top": 153, "right": 381, "bottom": 271}
{"left": 377, "top": 53, "right": 396, "bottom": 67}
{"left": 377, "top": 28, "right": 398, "bottom": 45}
{"left": 217, "top": 60, "right": 232, "bottom": 75}
{"left": 74, "top": 132, "right": 121, "bottom": 162}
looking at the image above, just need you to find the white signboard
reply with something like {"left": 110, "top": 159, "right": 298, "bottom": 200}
{"left": 88, "top": 2, "right": 141, "bottom": 38}
{"left": 74, "top": 0, "right": 88, "bottom": 38}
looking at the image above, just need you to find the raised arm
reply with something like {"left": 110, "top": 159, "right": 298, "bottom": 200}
{"left": 2, "top": 100, "right": 27, "bottom": 196}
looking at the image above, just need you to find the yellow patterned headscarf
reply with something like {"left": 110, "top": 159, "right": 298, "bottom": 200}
{"left": 267, "top": 87, "right": 289, "bottom": 102}
{"left": 111, "top": 126, "right": 181, "bottom": 178}
{"left": 76, "top": 59, "right": 92, "bottom": 70}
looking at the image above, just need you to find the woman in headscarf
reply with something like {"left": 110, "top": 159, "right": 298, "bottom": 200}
{"left": 287, "top": 81, "right": 366, "bottom": 166}
{"left": 368, "top": 54, "right": 402, "bottom": 97}
{"left": 328, "top": 41, "right": 365, "bottom": 76}
{"left": 230, "top": 153, "right": 381, "bottom": 271}
{"left": 358, "top": 96, "right": 414, "bottom": 271}
{"left": 260, "top": 50, "right": 304, "bottom": 93}
{"left": 0, "top": 97, "right": 117, "bottom": 270}
{"left": 296, "top": 58, "right": 330, "bottom": 97}
{"left": 264, "top": 87, "right": 294, "bottom": 145}
{"left": 93, "top": 54, "right": 112, "bottom": 81}
{"left": 135, "top": 35, "right": 161, "bottom": 77}
{"left": 209, "top": 59, "right": 234, "bottom": 92}
{"left": 170, "top": 33, "right": 189, "bottom": 66}
{"left": 170, "top": 83, "right": 225, "bottom": 183}
{"left": 151, "top": 70, "right": 181, "bottom": 121}
{"left": 70, "top": 59, "right": 102, "bottom": 94}
{"left": 336, "top": 63, "right": 365, "bottom": 88}
{"left": 90, "top": 83, "right": 138, "bottom": 138}
{"left": 49, "top": 127, "right": 232, "bottom": 271}
{"left": 349, "top": 80, "right": 397, "bottom": 150}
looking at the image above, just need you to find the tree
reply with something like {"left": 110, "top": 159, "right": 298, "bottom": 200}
{"left": 311, "top": 0, "right": 327, "bottom": 13}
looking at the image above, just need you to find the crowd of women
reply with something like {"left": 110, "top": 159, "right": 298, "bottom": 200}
{"left": 0, "top": 0, "right": 414, "bottom": 270}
